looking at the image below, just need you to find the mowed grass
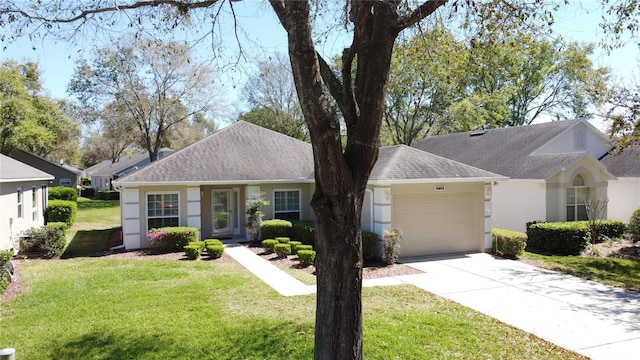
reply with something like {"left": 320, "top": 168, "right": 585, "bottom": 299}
{"left": 63, "top": 197, "right": 121, "bottom": 258}
{"left": 0, "top": 258, "right": 586, "bottom": 360}
{"left": 522, "top": 252, "right": 640, "bottom": 292}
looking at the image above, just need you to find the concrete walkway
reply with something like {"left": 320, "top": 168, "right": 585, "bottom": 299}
{"left": 224, "top": 243, "right": 640, "bottom": 360}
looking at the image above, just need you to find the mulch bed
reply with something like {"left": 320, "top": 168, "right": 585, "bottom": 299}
{"left": 242, "top": 241, "right": 423, "bottom": 279}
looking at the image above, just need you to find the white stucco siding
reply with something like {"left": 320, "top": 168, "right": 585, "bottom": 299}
{"left": 608, "top": 178, "right": 640, "bottom": 222}
{"left": 0, "top": 181, "right": 47, "bottom": 251}
{"left": 492, "top": 180, "right": 546, "bottom": 232}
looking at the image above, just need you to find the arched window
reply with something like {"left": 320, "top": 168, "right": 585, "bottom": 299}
{"left": 566, "top": 174, "right": 590, "bottom": 221}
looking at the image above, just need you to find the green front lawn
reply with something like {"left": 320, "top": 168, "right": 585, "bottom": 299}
{"left": 1, "top": 258, "right": 585, "bottom": 359}
{"left": 522, "top": 252, "right": 640, "bottom": 292}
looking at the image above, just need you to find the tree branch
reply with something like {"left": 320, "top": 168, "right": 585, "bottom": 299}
{"left": 396, "top": 0, "right": 448, "bottom": 32}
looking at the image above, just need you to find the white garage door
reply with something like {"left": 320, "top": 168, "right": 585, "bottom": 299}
{"left": 392, "top": 193, "right": 481, "bottom": 257}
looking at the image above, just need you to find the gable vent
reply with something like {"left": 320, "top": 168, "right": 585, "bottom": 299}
{"left": 469, "top": 130, "right": 487, "bottom": 137}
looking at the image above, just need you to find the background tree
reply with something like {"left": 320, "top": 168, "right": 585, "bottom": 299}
{"left": 240, "top": 52, "right": 307, "bottom": 141}
{"left": 606, "top": 80, "right": 640, "bottom": 151}
{"left": 0, "top": 60, "right": 80, "bottom": 161}
{"left": 68, "top": 35, "right": 218, "bottom": 162}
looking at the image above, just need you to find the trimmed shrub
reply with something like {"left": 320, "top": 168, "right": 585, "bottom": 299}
{"left": 362, "top": 231, "right": 378, "bottom": 262}
{"left": 289, "top": 241, "right": 302, "bottom": 254}
{"left": 46, "top": 200, "right": 78, "bottom": 225}
{"left": 296, "top": 244, "right": 313, "bottom": 252}
{"left": 629, "top": 208, "right": 640, "bottom": 241}
{"left": 204, "top": 239, "right": 223, "bottom": 246}
{"left": 148, "top": 227, "right": 199, "bottom": 253}
{"left": 22, "top": 222, "right": 68, "bottom": 258}
{"left": 96, "top": 190, "right": 120, "bottom": 200}
{"left": 492, "top": 228, "right": 527, "bottom": 258}
{"left": 275, "top": 237, "right": 290, "bottom": 244}
{"left": 275, "top": 243, "right": 292, "bottom": 258}
{"left": 48, "top": 186, "right": 77, "bottom": 201}
{"left": 184, "top": 243, "right": 203, "bottom": 260}
{"left": 80, "top": 188, "right": 96, "bottom": 198}
{"left": 260, "top": 219, "right": 293, "bottom": 240}
{"left": 298, "top": 249, "right": 316, "bottom": 267}
{"left": 291, "top": 220, "right": 315, "bottom": 245}
{"left": 383, "top": 228, "right": 402, "bottom": 265}
{"left": 527, "top": 222, "right": 590, "bottom": 256}
{"left": 206, "top": 244, "right": 224, "bottom": 259}
{"left": 261, "top": 239, "right": 278, "bottom": 253}
{"left": 586, "top": 220, "right": 627, "bottom": 240}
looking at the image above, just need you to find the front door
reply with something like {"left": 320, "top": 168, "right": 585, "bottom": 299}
{"left": 213, "top": 190, "right": 232, "bottom": 234}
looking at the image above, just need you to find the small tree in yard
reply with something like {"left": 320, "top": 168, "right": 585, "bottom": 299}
{"left": 383, "top": 228, "right": 402, "bottom": 265}
{"left": 586, "top": 198, "right": 609, "bottom": 244}
{"left": 246, "top": 193, "right": 270, "bottom": 242}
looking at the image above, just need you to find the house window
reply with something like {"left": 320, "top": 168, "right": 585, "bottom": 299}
{"left": 566, "top": 174, "right": 590, "bottom": 221}
{"left": 17, "top": 188, "right": 23, "bottom": 219}
{"left": 147, "top": 193, "right": 179, "bottom": 230}
{"left": 60, "top": 178, "right": 72, "bottom": 186}
{"left": 32, "top": 186, "right": 38, "bottom": 221}
{"left": 41, "top": 185, "right": 47, "bottom": 216}
{"left": 273, "top": 190, "right": 300, "bottom": 221}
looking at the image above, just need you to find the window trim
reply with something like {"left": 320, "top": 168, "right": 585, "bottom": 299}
{"left": 32, "top": 186, "right": 38, "bottom": 221}
{"left": 145, "top": 192, "right": 181, "bottom": 231}
{"left": 17, "top": 187, "right": 23, "bottom": 219}
{"left": 273, "top": 188, "right": 302, "bottom": 221}
{"left": 566, "top": 174, "right": 590, "bottom": 221}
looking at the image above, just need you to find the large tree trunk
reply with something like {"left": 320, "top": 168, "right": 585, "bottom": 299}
{"left": 269, "top": 1, "right": 445, "bottom": 359}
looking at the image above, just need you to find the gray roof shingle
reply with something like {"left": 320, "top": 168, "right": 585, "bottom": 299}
{"left": 370, "top": 145, "right": 503, "bottom": 181}
{"left": 413, "top": 120, "right": 583, "bottom": 179}
{"left": 115, "top": 121, "right": 314, "bottom": 184}
{"left": 0, "top": 154, "right": 54, "bottom": 182}
{"left": 601, "top": 146, "right": 640, "bottom": 177}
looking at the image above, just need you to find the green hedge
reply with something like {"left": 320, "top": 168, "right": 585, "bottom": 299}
{"left": 206, "top": 244, "right": 224, "bottom": 259}
{"left": 629, "top": 208, "right": 640, "bottom": 241}
{"left": 584, "top": 220, "right": 627, "bottom": 240}
{"left": 526, "top": 222, "right": 590, "bottom": 256}
{"left": 184, "top": 242, "right": 203, "bottom": 260}
{"left": 0, "top": 250, "right": 11, "bottom": 294}
{"left": 148, "top": 227, "right": 199, "bottom": 253}
{"left": 275, "top": 243, "right": 292, "bottom": 258}
{"left": 492, "top": 228, "right": 527, "bottom": 258}
{"left": 362, "top": 231, "right": 378, "bottom": 262}
{"left": 298, "top": 250, "right": 316, "bottom": 266}
{"left": 261, "top": 219, "right": 293, "bottom": 240}
{"left": 291, "top": 220, "right": 315, "bottom": 245}
{"left": 96, "top": 190, "right": 120, "bottom": 200}
{"left": 289, "top": 241, "right": 302, "bottom": 254}
{"left": 261, "top": 239, "right": 278, "bottom": 253}
{"left": 204, "top": 239, "right": 223, "bottom": 246}
{"left": 48, "top": 186, "right": 77, "bottom": 201}
{"left": 46, "top": 200, "right": 78, "bottom": 225}
{"left": 21, "top": 222, "right": 68, "bottom": 258}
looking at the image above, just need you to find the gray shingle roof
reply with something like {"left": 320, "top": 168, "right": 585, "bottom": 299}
{"left": 601, "top": 146, "right": 640, "bottom": 177}
{"left": 91, "top": 149, "right": 174, "bottom": 177}
{"left": 370, "top": 145, "right": 503, "bottom": 181}
{"left": 0, "top": 154, "right": 54, "bottom": 182}
{"left": 413, "top": 120, "right": 582, "bottom": 179}
{"left": 115, "top": 121, "right": 314, "bottom": 184}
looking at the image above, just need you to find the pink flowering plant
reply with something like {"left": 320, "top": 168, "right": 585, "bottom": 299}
{"left": 148, "top": 227, "right": 199, "bottom": 253}
{"left": 492, "top": 228, "right": 527, "bottom": 259}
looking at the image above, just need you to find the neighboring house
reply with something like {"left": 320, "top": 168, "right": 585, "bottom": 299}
{"left": 89, "top": 149, "right": 174, "bottom": 191}
{"left": 0, "top": 154, "right": 54, "bottom": 251}
{"left": 414, "top": 118, "right": 638, "bottom": 232}
{"left": 114, "top": 121, "right": 504, "bottom": 257}
{"left": 9, "top": 149, "right": 81, "bottom": 188}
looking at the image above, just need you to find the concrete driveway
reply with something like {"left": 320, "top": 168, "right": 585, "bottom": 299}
{"left": 399, "top": 253, "right": 640, "bottom": 360}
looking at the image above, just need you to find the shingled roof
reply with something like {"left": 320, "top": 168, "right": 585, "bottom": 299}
{"left": 369, "top": 145, "right": 504, "bottom": 182}
{"left": 0, "top": 154, "right": 53, "bottom": 183}
{"left": 115, "top": 121, "right": 314, "bottom": 184}
{"left": 601, "top": 145, "right": 640, "bottom": 177}
{"left": 413, "top": 120, "right": 586, "bottom": 179}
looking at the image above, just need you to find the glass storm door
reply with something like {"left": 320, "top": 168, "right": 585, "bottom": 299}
{"left": 213, "top": 190, "right": 231, "bottom": 234}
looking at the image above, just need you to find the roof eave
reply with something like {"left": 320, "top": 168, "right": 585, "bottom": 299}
{"left": 367, "top": 176, "right": 508, "bottom": 186}
{"left": 0, "top": 176, "right": 55, "bottom": 183}
{"left": 113, "top": 178, "right": 316, "bottom": 188}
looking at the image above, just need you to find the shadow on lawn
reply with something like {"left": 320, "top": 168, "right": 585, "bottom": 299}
{"left": 61, "top": 227, "right": 119, "bottom": 259}
{"left": 52, "top": 322, "right": 313, "bottom": 359}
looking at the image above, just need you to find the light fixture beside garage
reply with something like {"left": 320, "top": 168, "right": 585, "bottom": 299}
{"left": 435, "top": 185, "right": 445, "bottom": 191}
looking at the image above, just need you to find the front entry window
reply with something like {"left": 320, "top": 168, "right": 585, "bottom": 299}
{"left": 566, "top": 174, "right": 590, "bottom": 221}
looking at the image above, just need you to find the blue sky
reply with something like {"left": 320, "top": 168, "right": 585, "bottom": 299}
{"left": 0, "top": 1, "right": 637, "bottom": 119}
